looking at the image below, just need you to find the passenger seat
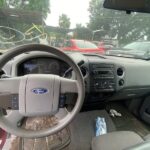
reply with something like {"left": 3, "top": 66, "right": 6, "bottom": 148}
{"left": 91, "top": 131, "right": 150, "bottom": 150}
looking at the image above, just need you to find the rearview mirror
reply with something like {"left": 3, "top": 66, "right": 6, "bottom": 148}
{"left": 103, "top": 0, "right": 150, "bottom": 14}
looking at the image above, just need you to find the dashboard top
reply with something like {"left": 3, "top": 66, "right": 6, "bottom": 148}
{"left": 2, "top": 51, "right": 150, "bottom": 101}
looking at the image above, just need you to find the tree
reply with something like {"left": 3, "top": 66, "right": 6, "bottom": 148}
{"left": 74, "top": 24, "right": 92, "bottom": 40}
{"left": 0, "top": 0, "right": 50, "bottom": 19}
{"left": 88, "top": 0, "right": 150, "bottom": 44}
{"left": 59, "top": 14, "right": 71, "bottom": 29}
{"left": 0, "top": 0, "right": 50, "bottom": 47}
{"left": 76, "top": 24, "right": 82, "bottom": 28}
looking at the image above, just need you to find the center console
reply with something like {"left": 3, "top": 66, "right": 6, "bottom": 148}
{"left": 90, "top": 63, "right": 116, "bottom": 92}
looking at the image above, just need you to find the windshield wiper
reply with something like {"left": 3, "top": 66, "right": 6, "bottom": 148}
{"left": 105, "top": 53, "right": 136, "bottom": 58}
{"left": 105, "top": 53, "right": 149, "bottom": 60}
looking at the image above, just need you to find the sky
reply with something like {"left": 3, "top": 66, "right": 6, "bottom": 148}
{"left": 45, "top": 0, "right": 90, "bottom": 29}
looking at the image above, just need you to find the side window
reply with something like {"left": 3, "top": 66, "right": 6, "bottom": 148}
{"left": 64, "top": 41, "right": 72, "bottom": 47}
{"left": 76, "top": 41, "right": 85, "bottom": 48}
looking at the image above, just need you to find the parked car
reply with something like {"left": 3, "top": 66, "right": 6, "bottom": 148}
{"left": 106, "top": 41, "right": 150, "bottom": 59}
{"left": 123, "top": 41, "right": 150, "bottom": 51}
{"left": 92, "top": 41, "right": 115, "bottom": 51}
{"left": 62, "top": 39, "right": 104, "bottom": 54}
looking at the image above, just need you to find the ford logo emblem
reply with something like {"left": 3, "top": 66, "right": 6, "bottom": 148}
{"left": 31, "top": 88, "right": 48, "bottom": 94}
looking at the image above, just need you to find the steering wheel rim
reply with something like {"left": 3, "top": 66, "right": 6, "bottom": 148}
{"left": 0, "top": 44, "right": 85, "bottom": 138}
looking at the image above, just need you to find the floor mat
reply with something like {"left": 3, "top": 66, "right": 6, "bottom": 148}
{"left": 106, "top": 103, "right": 150, "bottom": 138}
{"left": 6, "top": 116, "right": 70, "bottom": 150}
{"left": 68, "top": 110, "right": 116, "bottom": 150}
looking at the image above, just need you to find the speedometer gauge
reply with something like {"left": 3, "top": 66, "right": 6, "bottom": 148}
{"left": 37, "top": 59, "right": 60, "bottom": 75}
{"left": 47, "top": 61, "right": 60, "bottom": 75}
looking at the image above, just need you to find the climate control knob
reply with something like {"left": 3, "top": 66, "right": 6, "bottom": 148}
{"left": 119, "top": 79, "right": 124, "bottom": 86}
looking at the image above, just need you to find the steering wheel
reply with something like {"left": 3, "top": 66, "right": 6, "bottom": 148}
{"left": 0, "top": 44, "right": 85, "bottom": 138}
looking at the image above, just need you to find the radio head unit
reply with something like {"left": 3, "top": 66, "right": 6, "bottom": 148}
{"left": 90, "top": 64, "right": 116, "bottom": 92}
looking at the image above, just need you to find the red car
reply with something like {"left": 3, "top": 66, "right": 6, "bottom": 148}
{"left": 62, "top": 39, "right": 104, "bottom": 54}
{"left": 92, "top": 41, "right": 115, "bottom": 51}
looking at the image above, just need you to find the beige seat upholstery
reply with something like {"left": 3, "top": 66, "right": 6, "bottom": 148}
{"left": 92, "top": 131, "right": 143, "bottom": 150}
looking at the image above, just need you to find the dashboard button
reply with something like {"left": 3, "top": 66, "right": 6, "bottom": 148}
{"left": 119, "top": 79, "right": 124, "bottom": 86}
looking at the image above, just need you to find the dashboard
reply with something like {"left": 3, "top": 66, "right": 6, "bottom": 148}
{"left": 3, "top": 51, "right": 150, "bottom": 105}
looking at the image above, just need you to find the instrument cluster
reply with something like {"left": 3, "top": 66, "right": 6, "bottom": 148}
{"left": 17, "top": 57, "right": 70, "bottom": 77}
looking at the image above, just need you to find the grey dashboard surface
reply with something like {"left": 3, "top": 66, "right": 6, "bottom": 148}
{"left": 69, "top": 53, "right": 150, "bottom": 100}
{"left": 2, "top": 51, "right": 150, "bottom": 100}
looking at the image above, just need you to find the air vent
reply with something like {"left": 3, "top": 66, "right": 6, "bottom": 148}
{"left": 80, "top": 67, "right": 87, "bottom": 77}
{"left": 117, "top": 68, "right": 124, "bottom": 76}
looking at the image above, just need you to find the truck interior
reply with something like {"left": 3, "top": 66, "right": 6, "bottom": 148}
{"left": 1, "top": 0, "right": 150, "bottom": 150}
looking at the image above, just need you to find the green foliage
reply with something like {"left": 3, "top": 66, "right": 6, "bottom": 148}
{"left": 0, "top": 0, "right": 50, "bottom": 47}
{"left": 59, "top": 14, "right": 71, "bottom": 29}
{"left": 88, "top": 0, "right": 150, "bottom": 44}
{"left": 74, "top": 24, "right": 92, "bottom": 40}
{"left": 0, "top": 0, "right": 5, "bottom": 6}
{"left": 0, "top": 0, "right": 50, "bottom": 19}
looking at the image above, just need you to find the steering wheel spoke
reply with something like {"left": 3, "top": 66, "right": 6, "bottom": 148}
{"left": 60, "top": 77, "right": 78, "bottom": 93}
{"left": 0, "top": 77, "right": 20, "bottom": 94}
{"left": 0, "top": 77, "right": 20, "bottom": 109}
{"left": 0, "top": 94, "right": 18, "bottom": 110}
{"left": 5, "top": 110, "right": 24, "bottom": 127}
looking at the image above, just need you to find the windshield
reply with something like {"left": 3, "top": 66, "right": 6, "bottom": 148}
{"left": 0, "top": 0, "right": 150, "bottom": 59}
